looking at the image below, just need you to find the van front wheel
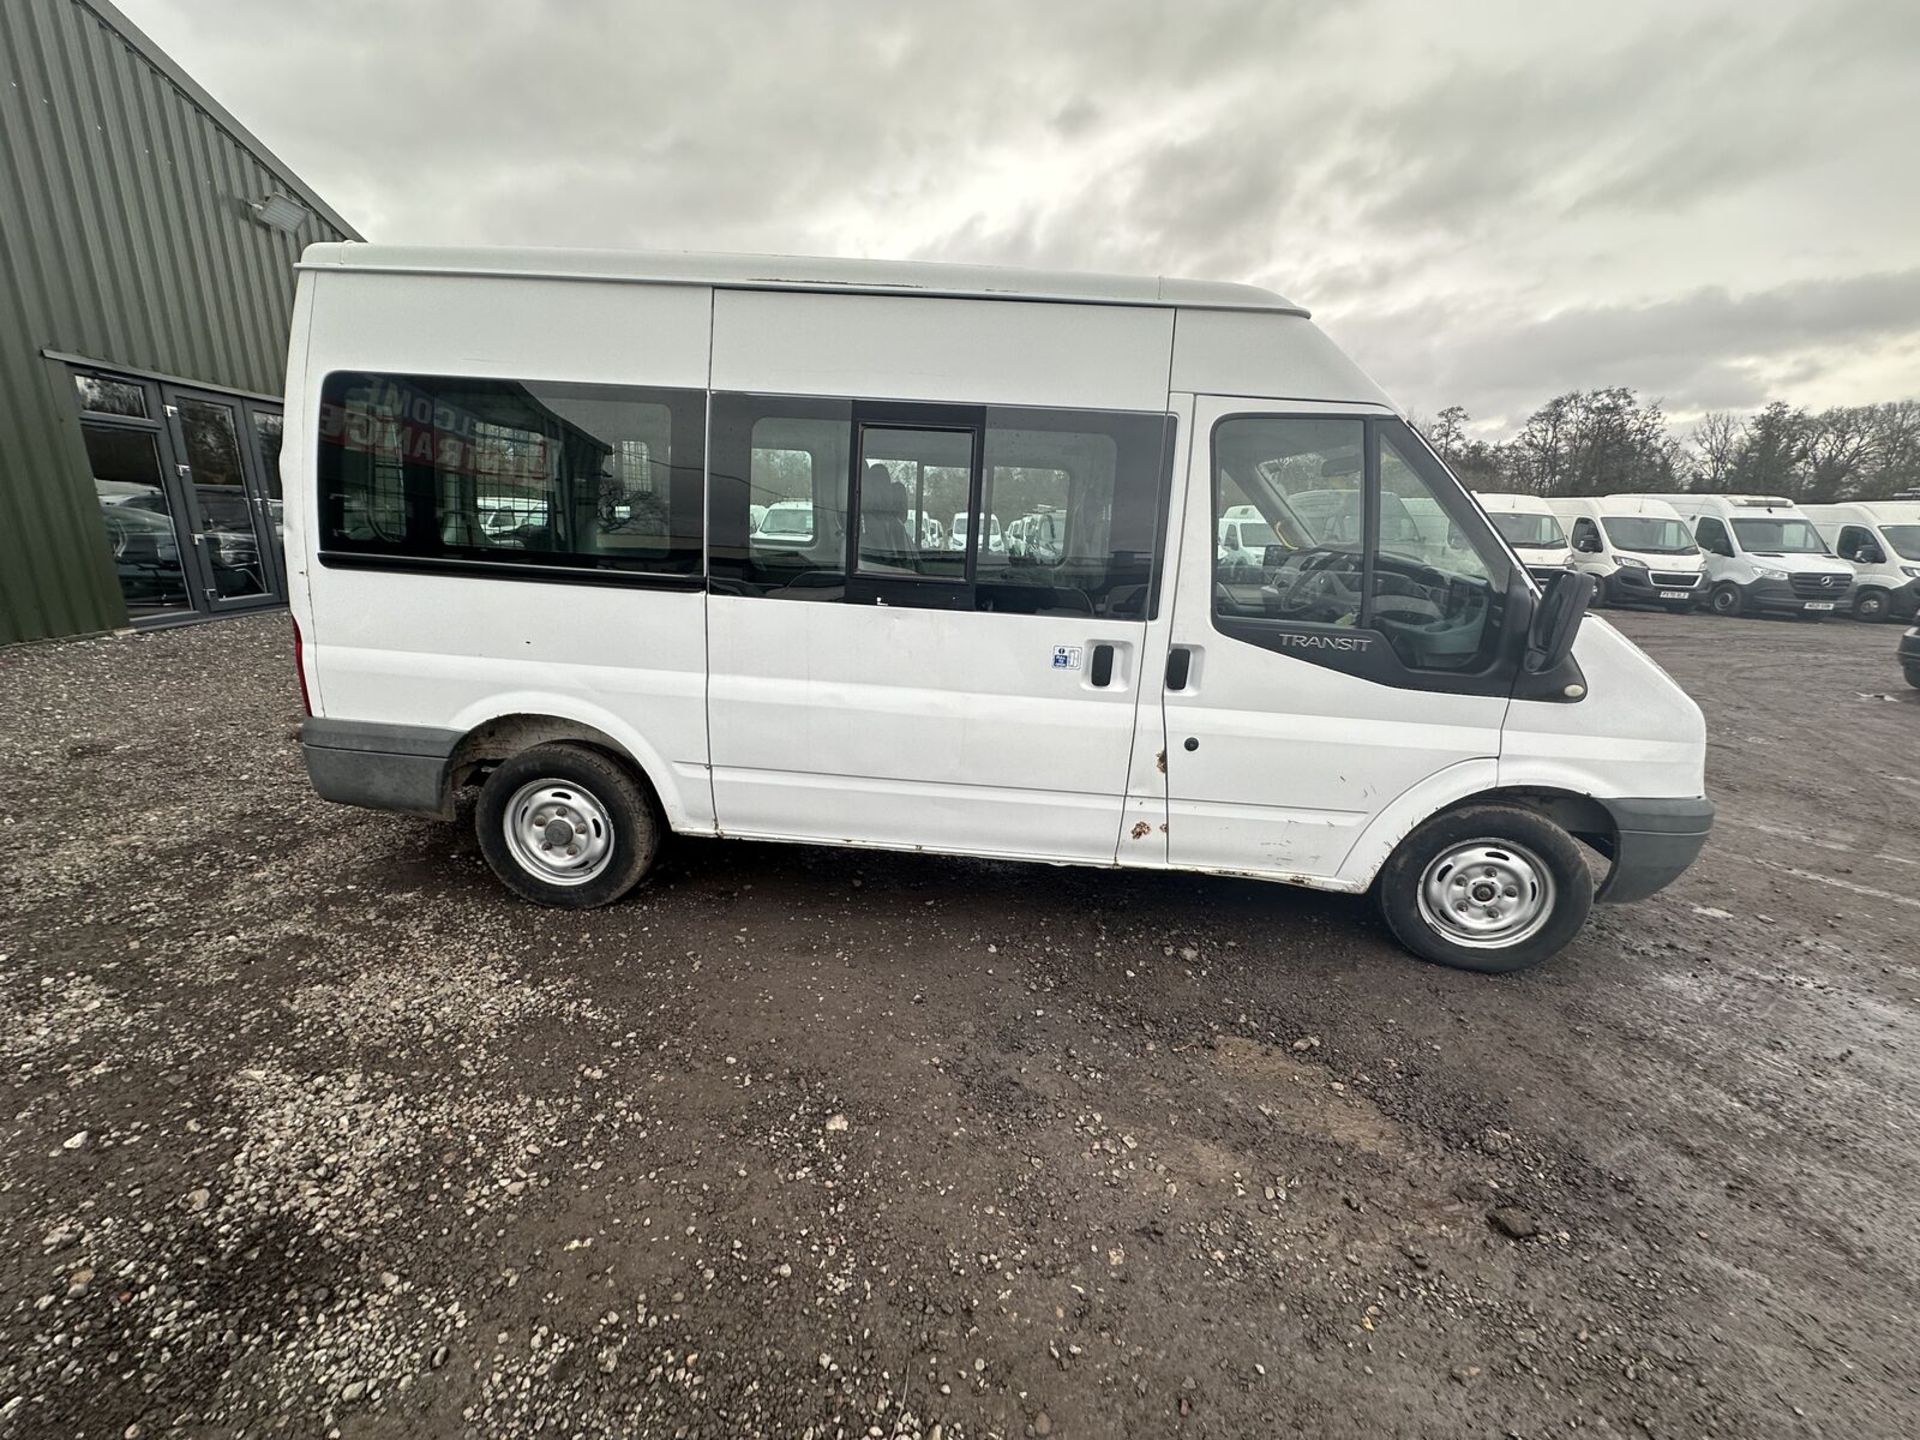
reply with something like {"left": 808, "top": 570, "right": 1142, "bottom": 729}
{"left": 476, "top": 743, "right": 659, "bottom": 908}
{"left": 1376, "top": 806, "right": 1593, "bottom": 973}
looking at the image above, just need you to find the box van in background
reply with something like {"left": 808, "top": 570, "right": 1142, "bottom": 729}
{"left": 1650, "top": 495, "right": 1854, "bottom": 618}
{"left": 1801, "top": 501, "right": 1920, "bottom": 621}
{"left": 289, "top": 244, "right": 1711, "bottom": 973}
{"left": 1474, "top": 492, "right": 1573, "bottom": 586}
{"left": 1546, "top": 496, "right": 1705, "bottom": 613}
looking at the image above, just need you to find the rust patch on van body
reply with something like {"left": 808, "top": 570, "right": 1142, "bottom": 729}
{"left": 1130, "top": 821, "right": 1152, "bottom": 840}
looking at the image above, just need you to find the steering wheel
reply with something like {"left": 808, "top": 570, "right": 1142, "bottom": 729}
{"left": 1272, "top": 547, "right": 1360, "bottom": 619}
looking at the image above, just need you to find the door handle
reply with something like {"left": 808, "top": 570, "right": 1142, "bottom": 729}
{"left": 1090, "top": 643, "right": 1115, "bottom": 688}
{"left": 1166, "top": 646, "right": 1193, "bottom": 692}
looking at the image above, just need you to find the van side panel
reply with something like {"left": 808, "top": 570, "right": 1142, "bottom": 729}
{"left": 296, "top": 271, "right": 717, "bottom": 831}
{"left": 711, "top": 290, "right": 1174, "bottom": 410}
{"left": 1169, "top": 310, "right": 1392, "bottom": 404}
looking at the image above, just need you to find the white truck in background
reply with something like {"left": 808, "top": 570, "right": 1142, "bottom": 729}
{"left": 1801, "top": 501, "right": 1920, "bottom": 621}
{"left": 1474, "top": 492, "right": 1573, "bottom": 588}
{"left": 1546, "top": 496, "right": 1705, "bottom": 613}
{"left": 1649, "top": 494, "right": 1853, "bottom": 618}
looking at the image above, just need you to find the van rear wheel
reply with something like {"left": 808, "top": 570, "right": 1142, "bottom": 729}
{"left": 476, "top": 743, "right": 658, "bottom": 908}
{"left": 1376, "top": 806, "right": 1593, "bottom": 973}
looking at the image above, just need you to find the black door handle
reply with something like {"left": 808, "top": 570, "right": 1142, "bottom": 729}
{"left": 1090, "top": 643, "right": 1115, "bottom": 687}
{"left": 1166, "top": 646, "right": 1192, "bottom": 691}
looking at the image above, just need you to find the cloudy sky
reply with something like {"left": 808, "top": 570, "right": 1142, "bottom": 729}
{"left": 120, "top": 0, "right": 1920, "bottom": 436}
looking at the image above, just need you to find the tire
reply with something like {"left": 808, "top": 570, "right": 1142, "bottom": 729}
{"left": 1708, "top": 583, "right": 1745, "bottom": 617}
{"left": 1375, "top": 805, "right": 1594, "bottom": 974}
{"left": 1906, "top": 663, "right": 1920, "bottom": 691}
{"left": 1853, "top": 588, "right": 1890, "bottom": 622}
{"left": 475, "top": 742, "right": 659, "bottom": 908}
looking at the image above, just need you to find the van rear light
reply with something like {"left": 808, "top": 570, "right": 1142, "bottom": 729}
{"left": 292, "top": 617, "right": 313, "bottom": 716}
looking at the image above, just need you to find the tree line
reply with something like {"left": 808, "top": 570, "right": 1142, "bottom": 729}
{"left": 1416, "top": 389, "right": 1920, "bottom": 502}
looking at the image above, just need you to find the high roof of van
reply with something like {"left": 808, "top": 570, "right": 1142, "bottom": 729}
{"left": 1545, "top": 495, "right": 1687, "bottom": 518}
{"left": 297, "top": 243, "right": 1308, "bottom": 317}
{"left": 1472, "top": 491, "right": 1554, "bottom": 512}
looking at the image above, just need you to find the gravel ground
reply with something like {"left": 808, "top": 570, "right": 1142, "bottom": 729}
{"left": 0, "top": 609, "right": 1915, "bottom": 1439}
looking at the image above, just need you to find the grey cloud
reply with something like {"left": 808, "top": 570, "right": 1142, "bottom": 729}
{"left": 1330, "top": 269, "right": 1920, "bottom": 430}
{"left": 116, "top": 0, "right": 1920, "bottom": 422}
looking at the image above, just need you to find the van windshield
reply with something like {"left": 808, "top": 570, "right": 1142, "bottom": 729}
{"left": 1601, "top": 517, "right": 1697, "bottom": 554}
{"left": 1880, "top": 525, "right": 1920, "bottom": 560}
{"left": 1488, "top": 511, "right": 1565, "bottom": 549}
{"left": 760, "top": 507, "right": 812, "bottom": 535}
{"left": 1731, "top": 517, "right": 1827, "bottom": 555}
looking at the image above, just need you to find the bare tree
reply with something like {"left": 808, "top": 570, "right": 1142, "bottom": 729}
{"left": 1803, "top": 407, "right": 1876, "bottom": 501}
{"left": 1686, "top": 411, "right": 1741, "bottom": 491}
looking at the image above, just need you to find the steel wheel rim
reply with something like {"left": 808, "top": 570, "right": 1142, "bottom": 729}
{"left": 1712, "top": 588, "right": 1736, "bottom": 612}
{"left": 502, "top": 779, "right": 615, "bottom": 886}
{"left": 1858, "top": 593, "right": 1884, "bottom": 618}
{"left": 1416, "top": 839, "right": 1556, "bottom": 949}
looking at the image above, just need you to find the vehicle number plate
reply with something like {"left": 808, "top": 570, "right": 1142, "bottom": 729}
{"left": 1804, "top": 602, "right": 1835, "bottom": 611}
{"left": 1659, "top": 590, "right": 1690, "bottom": 600}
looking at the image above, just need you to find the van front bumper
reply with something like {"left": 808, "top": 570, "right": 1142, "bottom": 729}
{"left": 1604, "top": 567, "right": 1702, "bottom": 607}
{"left": 1740, "top": 576, "right": 1853, "bottom": 614}
{"left": 300, "top": 718, "right": 458, "bottom": 816}
{"left": 1595, "top": 796, "right": 1714, "bottom": 904}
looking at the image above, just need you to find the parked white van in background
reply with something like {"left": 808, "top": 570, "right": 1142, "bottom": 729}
{"left": 1650, "top": 494, "right": 1854, "bottom": 618}
{"left": 288, "top": 244, "right": 1711, "bottom": 973}
{"left": 1546, "top": 496, "right": 1705, "bottom": 613}
{"left": 1801, "top": 501, "right": 1920, "bottom": 621}
{"left": 1473, "top": 492, "right": 1573, "bottom": 587}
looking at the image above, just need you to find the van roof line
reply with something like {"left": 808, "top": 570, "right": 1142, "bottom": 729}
{"left": 296, "top": 243, "right": 1310, "bottom": 317}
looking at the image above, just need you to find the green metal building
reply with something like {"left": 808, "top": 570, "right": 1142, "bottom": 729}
{"left": 0, "top": 0, "right": 359, "bottom": 646}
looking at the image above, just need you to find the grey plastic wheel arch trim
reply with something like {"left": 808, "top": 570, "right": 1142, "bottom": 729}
{"left": 300, "top": 718, "right": 460, "bottom": 817}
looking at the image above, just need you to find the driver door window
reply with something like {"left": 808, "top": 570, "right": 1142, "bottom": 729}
{"left": 1212, "top": 416, "right": 1363, "bottom": 624}
{"left": 1210, "top": 415, "right": 1508, "bottom": 676}
{"left": 1572, "top": 518, "right": 1602, "bottom": 553}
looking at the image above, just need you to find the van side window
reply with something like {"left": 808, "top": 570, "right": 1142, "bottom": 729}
{"left": 978, "top": 409, "right": 1172, "bottom": 618}
{"left": 710, "top": 396, "right": 853, "bottom": 598}
{"left": 1695, "top": 517, "right": 1733, "bottom": 556}
{"left": 317, "top": 372, "right": 703, "bottom": 577}
{"left": 855, "top": 427, "right": 971, "bottom": 580}
{"left": 1211, "top": 414, "right": 1511, "bottom": 678}
{"left": 712, "top": 396, "right": 1173, "bottom": 616}
{"left": 1836, "top": 525, "right": 1878, "bottom": 562}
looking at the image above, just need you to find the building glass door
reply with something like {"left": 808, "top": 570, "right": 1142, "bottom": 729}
{"left": 69, "top": 365, "right": 286, "bottom": 623}
{"left": 163, "top": 389, "right": 279, "bottom": 610}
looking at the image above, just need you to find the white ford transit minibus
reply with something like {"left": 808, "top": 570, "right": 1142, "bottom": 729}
{"left": 1472, "top": 492, "right": 1574, "bottom": 587}
{"left": 1545, "top": 496, "right": 1705, "bottom": 612}
{"left": 289, "top": 245, "right": 1711, "bottom": 973}
{"left": 1650, "top": 494, "right": 1854, "bottom": 618}
{"left": 1801, "top": 501, "right": 1920, "bottom": 621}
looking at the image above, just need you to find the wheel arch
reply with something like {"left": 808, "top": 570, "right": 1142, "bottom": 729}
{"left": 442, "top": 702, "right": 697, "bottom": 831}
{"left": 1335, "top": 761, "right": 1619, "bottom": 891}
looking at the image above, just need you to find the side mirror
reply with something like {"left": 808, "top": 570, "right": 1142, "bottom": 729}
{"left": 1573, "top": 534, "right": 1600, "bottom": 554}
{"left": 1525, "top": 570, "right": 1595, "bottom": 674}
{"left": 1862, "top": 547, "right": 1885, "bottom": 565}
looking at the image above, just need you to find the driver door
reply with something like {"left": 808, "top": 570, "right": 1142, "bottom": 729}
{"left": 1159, "top": 399, "right": 1518, "bottom": 881}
